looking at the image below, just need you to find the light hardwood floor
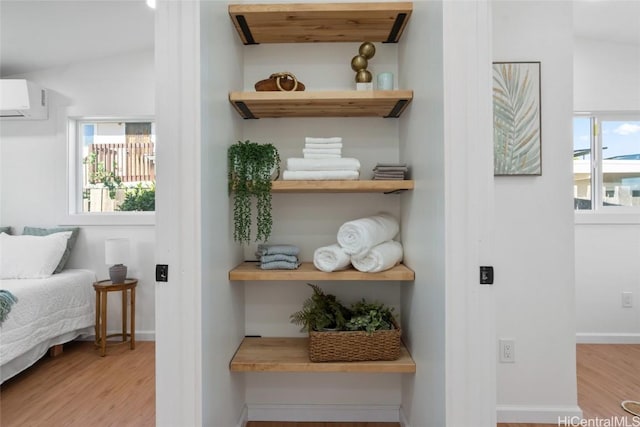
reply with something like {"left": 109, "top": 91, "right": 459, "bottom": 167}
{"left": 0, "top": 340, "right": 155, "bottom": 427}
{"left": 1, "top": 343, "right": 638, "bottom": 427}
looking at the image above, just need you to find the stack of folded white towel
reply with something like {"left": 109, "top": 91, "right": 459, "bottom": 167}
{"left": 313, "top": 213, "right": 404, "bottom": 273}
{"left": 282, "top": 137, "right": 361, "bottom": 181}
{"left": 256, "top": 244, "right": 301, "bottom": 270}
{"left": 303, "top": 137, "right": 343, "bottom": 159}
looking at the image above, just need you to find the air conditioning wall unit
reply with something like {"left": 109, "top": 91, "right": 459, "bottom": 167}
{"left": 0, "top": 79, "right": 48, "bottom": 120}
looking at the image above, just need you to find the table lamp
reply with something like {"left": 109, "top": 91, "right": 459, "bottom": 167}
{"left": 105, "top": 238, "right": 130, "bottom": 283}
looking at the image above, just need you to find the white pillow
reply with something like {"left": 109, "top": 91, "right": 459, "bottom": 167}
{"left": 0, "top": 231, "right": 73, "bottom": 279}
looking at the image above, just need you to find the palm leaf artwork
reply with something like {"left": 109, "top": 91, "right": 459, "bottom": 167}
{"left": 493, "top": 62, "right": 541, "bottom": 175}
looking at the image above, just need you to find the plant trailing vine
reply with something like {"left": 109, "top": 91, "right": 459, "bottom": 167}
{"left": 228, "top": 140, "right": 280, "bottom": 244}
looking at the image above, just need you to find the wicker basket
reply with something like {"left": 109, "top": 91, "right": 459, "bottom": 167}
{"left": 308, "top": 319, "right": 401, "bottom": 362}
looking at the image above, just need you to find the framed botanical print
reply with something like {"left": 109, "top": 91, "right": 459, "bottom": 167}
{"left": 493, "top": 61, "right": 542, "bottom": 176}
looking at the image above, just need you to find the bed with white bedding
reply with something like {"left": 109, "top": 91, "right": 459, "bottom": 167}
{"left": 0, "top": 269, "right": 96, "bottom": 384}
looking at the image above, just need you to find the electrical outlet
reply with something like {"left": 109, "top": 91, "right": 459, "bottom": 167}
{"left": 622, "top": 292, "right": 633, "bottom": 308}
{"left": 499, "top": 339, "right": 515, "bottom": 363}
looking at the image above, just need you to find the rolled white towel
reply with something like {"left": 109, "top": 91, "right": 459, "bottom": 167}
{"left": 287, "top": 157, "right": 360, "bottom": 172}
{"left": 337, "top": 213, "right": 400, "bottom": 257}
{"left": 305, "top": 137, "right": 342, "bottom": 144}
{"left": 351, "top": 241, "right": 403, "bottom": 273}
{"left": 305, "top": 143, "right": 343, "bottom": 149}
{"left": 282, "top": 170, "right": 359, "bottom": 180}
{"left": 313, "top": 243, "right": 352, "bottom": 272}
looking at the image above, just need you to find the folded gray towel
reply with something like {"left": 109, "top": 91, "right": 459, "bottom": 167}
{"left": 261, "top": 254, "right": 299, "bottom": 263}
{"left": 256, "top": 244, "right": 301, "bottom": 257}
{"left": 260, "top": 260, "right": 301, "bottom": 270}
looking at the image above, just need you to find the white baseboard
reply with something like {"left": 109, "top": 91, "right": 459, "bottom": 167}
{"left": 496, "top": 404, "right": 583, "bottom": 423}
{"left": 236, "top": 405, "right": 248, "bottom": 427}
{"left": 576, "top": 333, "right": 640, "bottom": 344}
{"left": 246, "top": 404, "right": 401, "bottom": 422}
{"left": 132, "top": 331, "right": 155, "bottom": 341}
{"left": 244, "top": 404, "right": 582, "bottom": 425}
{"left": 399, "top": 406, "right": 411, "bottom": 427}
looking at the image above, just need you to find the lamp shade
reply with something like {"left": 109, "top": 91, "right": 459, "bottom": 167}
{"left": 105, "top": 238, "right": 130, "bottom": 265}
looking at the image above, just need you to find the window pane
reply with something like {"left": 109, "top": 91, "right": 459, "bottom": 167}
{"left": 573, "top": 117, "right": 592, "bottom": 210}
{"left": 601, "top": 120, "right": 640, "bottom": 207}
{"left": 81, "top": 121, "right": 156, "bottom": 213}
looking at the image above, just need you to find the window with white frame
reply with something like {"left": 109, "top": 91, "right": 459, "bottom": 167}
{"left": 573, "top": 113, "right": 640, "bottom": 210}
{"left": 69, "top": 118, "right": 156, "bottom": 214}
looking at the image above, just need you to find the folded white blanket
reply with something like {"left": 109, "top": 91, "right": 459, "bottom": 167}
{"left": 303, "top": 153, "right": 342, "bottom": 159}
{"left": 313, "top": 244, "right": 351, "bottom": 272}
{"left": 282, "top": 170, "right": 359, "bottom": 180}
{"left": 351, "top": 240, "right": 403, "bottom": 273}
{"left": 305, "top": 137, "right": 342, "bottom": 144}
{"left": 337, "top": 213, "right": 400, "bottom": 257}
{"left": 303, "top": 148, "right": 341, "bottom": 155}
{"left": 305, "top": 143, "right": 343, "bottom": 149}
{"left": 287, "top": 158, "right": 360, "bottom": 172}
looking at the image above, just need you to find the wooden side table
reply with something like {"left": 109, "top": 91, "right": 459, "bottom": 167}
{"left": 93, "top": 278, "right": 137, "bottom": 357}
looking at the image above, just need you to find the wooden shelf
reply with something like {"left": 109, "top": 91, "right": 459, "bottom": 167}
{"left": 229, "top": 90, "right": 413, "bottom": 119}
{"left": 271, "top": 180, "right": 413, "bottom": 193}
{"left": 230, "top": 337, "right": 416, "bottom": 373}
{"left": 229, "top": 2, "right": 413, "bottom": 44}
{"left": 229, "top": 262, "right": 415, "bottom": 281}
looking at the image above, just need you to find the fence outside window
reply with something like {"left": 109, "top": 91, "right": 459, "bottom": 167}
{"left": 76, "top": 120, "right": 156, "bottom": 213}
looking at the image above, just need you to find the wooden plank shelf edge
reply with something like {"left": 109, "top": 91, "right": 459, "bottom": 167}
{"left": 270, "top": 180, "right": 414, "bottom": 193}
{"left": 228, "top": 2, "right": 413, "bottom": 44}
{"left": 229, "top": 262, "right": 415, "bottom": 281}
{"left": 230, "top": 337, "right": 416, "bottom": 373}
{"left": 229, "top": 90, "right": 413, "bottom": 119}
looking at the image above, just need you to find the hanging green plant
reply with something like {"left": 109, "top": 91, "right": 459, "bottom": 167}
{"left": 228, "top": 140, "right": 280, "bottom": 244}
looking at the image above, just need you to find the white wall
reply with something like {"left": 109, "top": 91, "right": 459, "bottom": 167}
{"left": 573, "top": 37, "right": 640, "bottom": 343}
{"left": 200, "top": 1, "right": 246, "bottom": 425}
{"left": 574, "top": 37, "right": 640, "bottom": 112}
{"left": 398, "top": 1, "right": 447, "bottom": 426}
{"left": 492, "top": 1, "right": 580, "bottom": 423}
{"left": 575, "top": 225, "right": 640, "bottom": 342}
{"left": 0, "top": 49, "right": 156, "bottom": 337}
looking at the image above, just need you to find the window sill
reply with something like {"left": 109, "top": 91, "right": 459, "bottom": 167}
{"left": 60, "top": 212, "right": 155, "bottom": 226}
{"left": 575, "top": 211, "right": 640, "bottom": 225}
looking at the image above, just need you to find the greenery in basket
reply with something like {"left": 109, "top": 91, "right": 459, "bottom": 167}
{"left": 290, "top": 285, "right": 397, "bottom": 334}
{"left": 345, "top": 299, "right": 395, "bottom": 334}
{"left": 228, "top": 140, "right": 280, "bottom": 244}
{"left": 290, "top": 283, "right": 352, "bottom": 332}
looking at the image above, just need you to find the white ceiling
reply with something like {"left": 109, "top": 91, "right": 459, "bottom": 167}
{"left": 0, "top": 1, "right": 638, "bottom": 78}
{"left": 0, "top": 0, "right": 154, "bottom": 77}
